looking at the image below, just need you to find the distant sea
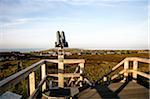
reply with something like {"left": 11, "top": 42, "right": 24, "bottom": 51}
{"left": 0, "top": 48, "right": 148, "bottom": 52}
{"left": 0, "top": 48, "right": 46, "bottom": 52}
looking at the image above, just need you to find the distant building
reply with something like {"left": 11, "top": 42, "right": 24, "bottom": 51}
{"left": 137, "top": 50, "right": 149, "bottom": 54}
{"left": 78, "top": 52, "right": 81, "bottom": 56}
{"left": 65, "top": 52, "right": 72, "bottom": 56}
{"left": 91, "top": 52, "right": 97, "bottom": 55}
{"left": 106, "top": 51, "right": 115, "bottom": 54}
{"left": 116, "top": 52, "right": 121, "bottom": 54}
{"left": 0, "top": 52, "right": 17, "bottom": 61}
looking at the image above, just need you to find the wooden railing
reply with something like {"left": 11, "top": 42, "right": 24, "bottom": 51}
{"left": 96, "top": 57, "right": 150, "bottom": 84}
{"left": 0, "top": 59, "right": 85, "bottom": 98}
{"left": 0, "top": 60, "right": 45, "bottom": 94}
{"left": 0, "top": 59, "right": 47, "bottom": 99}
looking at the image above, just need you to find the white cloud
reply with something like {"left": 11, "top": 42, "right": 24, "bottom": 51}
{"left": 0, "top": 18, "right": 32, "bottom": 27}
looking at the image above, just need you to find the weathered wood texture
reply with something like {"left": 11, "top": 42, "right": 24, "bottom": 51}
{"left": 78, "top": 81, "right": 149, "bottom": 99}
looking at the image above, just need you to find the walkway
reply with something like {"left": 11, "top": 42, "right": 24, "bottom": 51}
{"left": 78, "top": 81, "right": 149, "bottom": 99}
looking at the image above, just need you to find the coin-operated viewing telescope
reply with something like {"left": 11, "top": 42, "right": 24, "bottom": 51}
{"left": 55, "top": 31, "right": 68, "bottom": 48}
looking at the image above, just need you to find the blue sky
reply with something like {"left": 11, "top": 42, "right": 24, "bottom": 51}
{"left": 0, "top": 0, "right": 149, "bottom": 49}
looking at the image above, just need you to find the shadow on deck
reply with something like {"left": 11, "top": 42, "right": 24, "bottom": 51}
{"left": 77, "top": 80, "right": 149, "bottom": 99}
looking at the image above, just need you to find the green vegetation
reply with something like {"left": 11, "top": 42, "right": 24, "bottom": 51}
{"left": 66, "top": 53, "right": 149, "bottom": 83}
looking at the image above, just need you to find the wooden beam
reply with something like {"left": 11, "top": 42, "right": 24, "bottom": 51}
{"left": 29, "top": 72, "right": 35, "bottom": 95}
{"left": 111, "top": 70, "right": 126, "bottom": 80}
{"left": 64, "top": 73, "right": 80, "bottom": 77}
{"left": 48, "top": 74, "right": 58, "bottom": 77}
{"left": 45, "top": 59, "right": 58, "bottom": 63}
{"left": 128, "top": 70, "right": 150, "bottom": 79}
{"left": 58, "top": 54, "right": 64, "bottom": 88}
{"left": 123, "top": 61, "right": 129, "bottom": 81}
{"left": 45, "top": 59, "right": 85, "bottom": 64}
{"left": 112, "top": 59, "right": 125, "bottom": 71}
{"left": 41, "top": 63, "right": 46, "bottom": 91}
{"left": 79, "top": 63, "right": 84, "bottom": 87}
{"left": 63, "top": 59, "right": 85, "bottom": 64}
{"left": 126, "top": 57, "right": 150, "bottom": 63}
{"left": 132, "top": 61, "right": 138, "bottom": 82}
{"left": 48, "top": 73, "right": 80, "bottom": 78}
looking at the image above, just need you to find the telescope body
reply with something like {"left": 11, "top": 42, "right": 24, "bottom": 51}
{"left": 55, "top": 31, "right": 68, "bottom": 48}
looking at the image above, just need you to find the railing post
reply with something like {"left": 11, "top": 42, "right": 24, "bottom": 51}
{"left": 79, "top": 63, "right": 84, "bottom": 87}
{"left": 133, "top": 60, "right": 138, "bottom": 82}
{"left": 17, "top": 61, "right": 22, "bottom": 72}
{"left": 29, "top": 72, "right": 35, "bottom": 95}
{"left": 41, "top": 63, "right": 46, "bottom": 91}
{"left": 58, "top": 49, "right": 64, "bottom": 88}
{"left": 123, "top": 60, "right": 129, "bottom": 81}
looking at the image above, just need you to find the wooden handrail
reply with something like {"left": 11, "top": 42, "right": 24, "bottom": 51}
{"left": 45, "top": 59, "right": 85, "bottom": 64}
{"left": 111, "top": 69, "right": 150, "bottom": 81}
{"left": 112, "top": 57, "right": 150, "bottom": 72}
{"left": 48, "top": 73, "right": 80, "bottom": 78}
{"left": 112, "top": 59, "right": 126, "bottom": 71}
{"left": 111, "top": 69, "right": 126, "bottom": 80}
{"left": 128, "top": 70, "right": 150, "bottom": 79}
{"left": 0, "top": 60, "right": 45, "bottom": 94}
{"left": 126, "top": 57, "right": 150, "bottom": 63}
{"left": 95, "top": 57, "right": 150, "bottom": 84}
{"left": 0, "top": 58, "right": 85, "bottom": 92}
{"left": 0, "top": 58, "right": 85, "bottom": 96}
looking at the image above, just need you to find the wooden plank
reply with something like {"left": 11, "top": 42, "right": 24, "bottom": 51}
{"left": 45, "top": 59, "right": 85, "bottom": 64}
{"left": 78, "top": 82, "right": 149, "bottom": 99}
{"left": 58, "top": 52, "right": 64, "bottom": 88}
{"left": 129, "top": 70, "right": 150, "bottom": 79}
{"left": 48, "top": 73, "right": 81, "bottom": 78}
{"left": 64, "top": 73, "right": 80, "bottom": 77}
{"left": 126, "top": 57, "right": 150, "bottom": 63}
{"left": 45, "top": 59, "right": 58, "bottom": 63}
{"left": 112, "top": 57, "right": 149, "bottom": 72}
{"left": 63, "top": 59, "right": 85, "bottom": 64}
{"left": 41, "top": 64, "right": 46, "bottom": 91}
{"left": 79, "top": 63, "right": 84, "bottom": 87}
{"left": 48, "top": 74, "right": 58, "bottom": 77}
{"left": 111, "top": 70, "right": 125, "bottom": 80}
{"left": 29, "top": 72, "right": 35, "bottom": 95}
{"left": 112, "top": 59, "right": 125, "bottom": 71}
{"left": 133, "top": 61, "right": 138, "bottom": 82}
